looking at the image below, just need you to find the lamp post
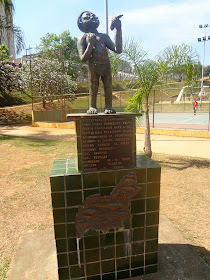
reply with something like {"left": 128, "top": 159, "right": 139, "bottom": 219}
{"left": 198, "top": 24, "right": 210, "bottom": 111}
{"left": 104, "top": 0, "right": 108, "bottom": 35}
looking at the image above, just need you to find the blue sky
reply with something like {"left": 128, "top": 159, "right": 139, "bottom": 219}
{"left": 13, "top": 0, "right": 210, "bottom": 65}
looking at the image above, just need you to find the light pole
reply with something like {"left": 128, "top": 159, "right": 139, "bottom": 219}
{"left": 104, "top": 0, "right": 108, "bottom": 35}
{"left": 198, "top": 24, "right": 210, "bottom": 111}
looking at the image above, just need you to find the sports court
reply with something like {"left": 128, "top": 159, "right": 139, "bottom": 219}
{"left": 140, "top": 112, "right": 209, "bottom": 130}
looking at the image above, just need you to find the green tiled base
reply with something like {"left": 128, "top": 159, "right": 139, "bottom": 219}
{"left": 50, "top": 154, "right": 161, "bottom": 280}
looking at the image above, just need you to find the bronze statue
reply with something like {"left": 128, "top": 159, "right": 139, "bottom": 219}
{"left": 77, "top": 11, "right": 123, "bottom": 114}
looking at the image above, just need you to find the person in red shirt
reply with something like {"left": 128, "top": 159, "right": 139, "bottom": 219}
{"left": 193, "top": 99, "right": 198, "bottom": 115}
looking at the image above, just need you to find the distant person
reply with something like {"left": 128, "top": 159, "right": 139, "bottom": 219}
{"left": 193, "top": 99, "right": 198, "bottom": 115}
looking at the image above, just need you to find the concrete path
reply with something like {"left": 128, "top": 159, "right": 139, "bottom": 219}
{"left": 1, "top": 125, "right": 210, "bottom": 159}
{"left": 7, "top": 215, "right": 210, "bottom": 280}
{"left": 136, "top": 134, "right": 210, "bottom": 159}
{"left": 0, "top": 125, "right": 76, "bottom": 142}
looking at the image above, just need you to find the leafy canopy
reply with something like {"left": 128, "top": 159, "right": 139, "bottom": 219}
{"left": 123, "top": 40, "right": 161, "bottom": 113}
{"left": 0, "top": 44, "right": 9, "bottom": 60}
{"left": 36, "top": 31, "right": 86, "bottom": 80}
{"left": 0, "top": 46, "right": 24, "bottom": 105}
{"left": 157, "top": 43, "right": 200, "bottom": 83}
{"left": 21, "top": 57, "right": 77, "bottom": 99}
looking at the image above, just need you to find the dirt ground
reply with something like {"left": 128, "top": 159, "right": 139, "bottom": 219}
{"left": 0, "top": 133, "right": 209, "bottom": 279}
{"left": 158, "top": 153, "right": 210, "bottom": 266}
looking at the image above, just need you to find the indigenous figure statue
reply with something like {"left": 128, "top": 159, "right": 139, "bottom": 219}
{"left": 77, "top": 11, "right": 123, "bottom": 114}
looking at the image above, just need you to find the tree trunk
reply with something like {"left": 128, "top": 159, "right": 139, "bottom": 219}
{"left": 143, "top": 95, "right": 152, "bottom": 158}
{"left": 42, "top": 98, "right": 46, "bottom": 109}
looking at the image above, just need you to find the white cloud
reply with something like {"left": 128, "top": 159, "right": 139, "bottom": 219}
{"left": 121, "top": 0, "right": 210, "bottom": 62}
{"left": 123, "top": 1, "right": 209, "bottom": 43}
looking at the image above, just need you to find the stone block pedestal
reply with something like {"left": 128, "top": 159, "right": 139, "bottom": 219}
{"left": 50, "top": 113, "right": 161, "bottom": 280}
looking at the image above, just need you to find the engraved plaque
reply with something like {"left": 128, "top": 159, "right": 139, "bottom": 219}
{"left": 81, "top": 116, "right": 134, "bottom": 172}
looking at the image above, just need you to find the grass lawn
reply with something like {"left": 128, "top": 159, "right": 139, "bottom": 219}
{"left": 0, "top": 136, "right": 209, "bottom": 279}
{"left": 67, "top": 93, "right": 126, "bottom": 110}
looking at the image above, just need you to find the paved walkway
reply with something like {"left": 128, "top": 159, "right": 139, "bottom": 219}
{"left": 136, "top": 134, "right": 210, "bottom": 159}
{"left": 7, "top": 215, "right": 210, "bottom": 280}
{"left": 0, "top": 125, "right": 75, "bottom": 141}
{"left": 0, "top": 125, "right": 210, "bottom": 159}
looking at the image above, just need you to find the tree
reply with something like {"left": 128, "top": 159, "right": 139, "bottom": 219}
{"left": 109, "top": 51, "right": 120, "bottom": 79}
{"left": 0, "top": 0, "right": 14, "bottom": 16}
{"left": 0, "top": 46, "right": 25, "bottom": 106}
{"left": 36, "top": 31, "right": 86, "bottom": 80}
{"left": 109, "top": 51, "right": 132, "bottom": 80}
{"left": 123, "top": 40, "right": 161, "bottom": 158}
{"left": 124, "top": 41, "right": 200, "bottom": 158}
{"left": 0, "top": 44, "right": 9, "bottom": 60}
{"left": 204, "top": 65, "right": 210, "bottom": 77}
{"left": 158, "top": 44, "right": 200, "bottom": 100}
{"left": 158, "top": 44, "right": 199, "bottom": 82}
{"left": 0, "top": 0, "right": 25, "bottom": 55}
{"left": 21, "top": 57, "right": 77, "bottom": 108}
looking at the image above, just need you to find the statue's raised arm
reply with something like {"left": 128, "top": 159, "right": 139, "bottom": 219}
{"left": 110, "top": 15, "right": 123, "bottom": 54}
{"left": 77, "top": 11, "right": 123, "bottom": 114}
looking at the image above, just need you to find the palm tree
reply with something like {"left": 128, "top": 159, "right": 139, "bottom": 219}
{"left": 0, "top": 0, "right": 14, "bottom": 15}
{"left": 123, "top": 40, "right": 161, "bottom": 158}
{"left": 0, "top": 0, "right": 24, "bottom": 55}
{"left": 124, "top": 41, "right": 199, "bottom": 158}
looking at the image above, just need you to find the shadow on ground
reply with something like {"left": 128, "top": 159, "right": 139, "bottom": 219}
{"left": 0, "top": 135, "right": 59, "bottom": 147}
{"left": 0, "top": 126, "right": 76, "bottom": 142}
{"left": 158, "top": 155, "right": 210, "bottom": 170}
{"left": 141, "top": 243, "right": 210, "bottom": 280}
{"left": 7, "top": 229, "right": 210, "bottom": 280}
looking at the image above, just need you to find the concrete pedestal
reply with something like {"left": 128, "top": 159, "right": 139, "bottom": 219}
{"left": 50, "top": 113, "right": 161, "bottom": 280}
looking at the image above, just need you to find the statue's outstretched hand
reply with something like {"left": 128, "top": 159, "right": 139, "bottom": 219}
{"left": 87, "top": 33, "right": 96, "bottom": 46}
{"left": 110, "top": 15, "right": 123, "bottom": 30}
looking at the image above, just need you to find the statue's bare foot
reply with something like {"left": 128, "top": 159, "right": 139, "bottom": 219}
{"left": 87, "top": 107, "right": 98, "bottom": 114}
{"left": 104, "top": 108, "right": 116, "bottom": 114}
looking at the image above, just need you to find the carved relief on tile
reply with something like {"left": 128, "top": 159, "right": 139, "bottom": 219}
{"left": 76, "top": 172, "right": 141, "bottom": 238}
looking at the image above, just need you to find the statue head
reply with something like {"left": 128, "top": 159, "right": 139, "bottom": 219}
{"left": 77, "top": 11, "right": 100, "bottom": 33}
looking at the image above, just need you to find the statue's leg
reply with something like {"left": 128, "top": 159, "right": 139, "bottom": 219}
{"left": 102, "top": 65, "right": 116, "bottom": 114}
{"left": 87, "top": 68, "right": 99, "bottom": 114}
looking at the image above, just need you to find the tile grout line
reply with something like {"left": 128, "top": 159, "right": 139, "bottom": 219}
{"left": 81, "top": 172, "right": 87, "bottom": 280}
{"left": 114, "top": 228, "right": 117, "bottom": 280}
{"left": 114, "top": 172, "right": 117, "bottom": 280}
{"left": 64, "top": 173, "right": 71, "bottom": 280}
{"left": 66, "top": 158, "right": 69, "bottom": 174}
{"left": 144, "top": 168, "right": 148, "bottom": 274}
{"left": 98, "top": 173, "right": 103, "bottom": 280}
{"left": 129, "top": 221, "right": 132, "bottom": 278}
{"left": 99, "top": 231, "right": 103, "bottom": 280}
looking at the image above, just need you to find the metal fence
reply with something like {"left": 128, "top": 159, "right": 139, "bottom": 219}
{"left": 109, "top": 87, "right": 210, "bottom": 131}
{"left": 139, "top": 90, "right": 210, "bottom": 131}
{"left": 25, "top": 50, "right": 210, "bottom": 132}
